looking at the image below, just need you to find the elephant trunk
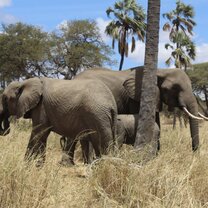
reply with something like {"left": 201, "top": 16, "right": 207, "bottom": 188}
{"left": 189, "top": 117, "right": 199, "bottom": 151}
{"left": 0, "top": 113, "right": 10, "bottom": 136}
{"left": 185, "top": 101, "right": 200, "bottom": 151}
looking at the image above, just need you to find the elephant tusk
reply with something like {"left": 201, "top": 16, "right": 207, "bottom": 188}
{"left": 198, "top": 112, "right": 208, "bottom": 121}
{"left": 183, "top": 107, "right": 204, "bottom": 120}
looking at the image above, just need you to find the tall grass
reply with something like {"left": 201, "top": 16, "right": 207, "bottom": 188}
{"left": 0, "top": 119, "right": 208, "bottom": 207}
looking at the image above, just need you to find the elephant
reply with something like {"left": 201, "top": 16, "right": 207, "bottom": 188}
{"left": 1, "top": 77, "right": 117, "bottom": 165}
{"left": 75, "top": 66, "right": 204, "bottom": 151}
{"left": 59, "top": 136, "right": 94, "bottom": 166}
{"left": 0, "top": 94, "right": 10, "bottom": 135}
{"left": 59, "top": 114, "right": 160, "bottom": 165}
{"left": 116, "top": 114, "right": 160, "bottom": 148}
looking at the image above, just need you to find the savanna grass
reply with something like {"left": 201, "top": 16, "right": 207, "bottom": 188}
{"left": 0, "top": 118, "right": 208, "bottom": 207}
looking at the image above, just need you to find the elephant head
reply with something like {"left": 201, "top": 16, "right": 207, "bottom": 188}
{"left": 124, "top": 68, "right": 202, "bottom": 151}
{"left": 1, "top": 78, "right": 42, "bottom": 134}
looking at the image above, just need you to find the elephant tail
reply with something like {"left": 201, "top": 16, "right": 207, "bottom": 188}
{"left": 110, "top": 108, "right": 117, "bottom": 149}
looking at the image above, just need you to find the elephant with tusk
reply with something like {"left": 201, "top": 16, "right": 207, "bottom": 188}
{"left": 75, "top": 66, "right": 204, "bottom": 151}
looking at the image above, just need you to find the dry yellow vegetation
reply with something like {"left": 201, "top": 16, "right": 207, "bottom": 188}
{"left": 0, "top": 118, "right": 208, "bottom": 208}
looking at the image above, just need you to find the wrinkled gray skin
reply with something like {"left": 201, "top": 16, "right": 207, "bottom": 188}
{"left": 75, "top": 66, "right": 200, "bottom": 151}
{"left": 116, "top": 114, "right": 160, "bottom": 148}
{"left": 60, "top": 136, "right": 94, "bottom": 165}
{"left": 1, "top": 77, "right": 117, "bottom": 166}
{"left": 60, "top": 114, "right": 160, "bottom": 165}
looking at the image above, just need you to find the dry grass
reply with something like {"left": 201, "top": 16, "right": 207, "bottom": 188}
{"left": 0, "top": 119, "right": 208, "bottom": 207}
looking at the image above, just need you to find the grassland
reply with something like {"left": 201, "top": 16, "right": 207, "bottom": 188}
{"left": 0, "top": 118, "right": 208, "bottom": 208}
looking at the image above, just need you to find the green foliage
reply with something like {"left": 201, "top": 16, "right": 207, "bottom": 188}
{"left": 187, "top": 62, "right": 208, "bottom": 114}
{"left": 105, "top": 0, "right": 146, "bottom": 70}
{"left": 0, "top": 22, "right": 51, "bottom": 85}
{"left": 163, "top": 0, "right": 196, "bottom": 39}
{"left": 49, "top": 20, "right": 115, "bottom": 79}
{"left": 0, "top": 20, "right": 116, "bottom": 83}
{"left": 165, "top": 31, "right": 196, "bottom": 68}
{"left": 187, "top": 62, "right": 208, "bottom": 95}
{"left": 163, "top": 0, "right": 196, "bottom": 69}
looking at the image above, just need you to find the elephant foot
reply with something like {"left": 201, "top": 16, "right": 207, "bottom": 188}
{"left": 58, "top": 159, "right": 75, "bottom": 167}
{"left": 35, "top": 159, "right": 45, "bottom": 168}
{"left": 58, "top": 153, "right": 75, "bottom": 167}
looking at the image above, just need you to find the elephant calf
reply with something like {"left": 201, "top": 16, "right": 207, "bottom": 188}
{"left": 116, "top": 114, "right": 160, "bottom": 149}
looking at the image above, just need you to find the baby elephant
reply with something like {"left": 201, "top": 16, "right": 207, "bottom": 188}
{"left": 116, "top": 114, "right": 160, "bottom": 149}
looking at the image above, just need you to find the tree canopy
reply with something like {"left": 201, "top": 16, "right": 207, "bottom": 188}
{"left": 0, "top": 22, "right": 51, "bottom": 85}
{"left": 105, "top": 0, "right": 146, "bottom": 70}
{"left": 187, "top": 62, "right": 208, "bottom": 113}
{"left": 50, "top": 20, "right": 115, "bottom": 79}
{"left": 163, "top": 0, "right": 196, "bottom": 69}
{"left": 0, "top": 20, "right": 115, "bottom": 85}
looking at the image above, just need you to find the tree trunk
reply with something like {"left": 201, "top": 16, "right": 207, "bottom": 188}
{"left": 119, "top": 30, "right": 127, "bottom": 71}
{"left": 134, "top": 0, "right": 161, "bottom": 156}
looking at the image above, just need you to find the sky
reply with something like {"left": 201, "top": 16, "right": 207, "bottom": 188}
{"left": 0, "top": 0, "right": 208, "bottom": 70}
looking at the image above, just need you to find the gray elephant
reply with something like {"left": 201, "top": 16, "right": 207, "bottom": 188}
{"left": 116, "top": 114, "right": 160, "bottom": 148}
{"left": 0, "top": 94, "right": 10, "bottom": 135}
{"left": 59, "top": 114, "right": 160, "bottom": 165}
{"left": 75, "top": 66, "right": 203, "bottom": 151}
{"left": 59, "top": 136, "right": 93, "bottom": 166}
{"left": 1, "top": 77, "right": 117, "bottom": 165}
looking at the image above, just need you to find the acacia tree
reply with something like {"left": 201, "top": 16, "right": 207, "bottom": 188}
{"left": 134, "top": 0, "right": 160, "bottom": 155}
{"left": 187, "top": 62, "right": 208, "bottom": 115}
{"left": 50, "top": 20, "right": 115, "bottom": 79}
{"left": 105, "top": 0, "right": 146, "bottom": 70}
{"left": 163, "top": 0, "right": 196, "bottom": 70}
{"left": 0, "top": 22, "right": 51, "bottom": 84}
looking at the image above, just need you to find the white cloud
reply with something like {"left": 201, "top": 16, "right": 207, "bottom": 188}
{"left": 128, "top": 30, "right": 172, "bottom": 67}
{"left": 0, "top": 0, "right": 15, "bottom": 24}
{"left": 0, "top": 0, "right": 11, "bottom": 8}
{"left": 96, "top": 17, "right": 110, "bottom": 42}
{"left": 195, "top": 43, "right": 208, "bottom": 63}
{"left": 0, "top": 12, "right": 16, "bottom": 24}
{"left": 56, "top": 20, "right": 68, "bottom": 30}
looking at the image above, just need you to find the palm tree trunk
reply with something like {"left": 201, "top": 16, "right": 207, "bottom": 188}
{"left": 119, "top": 29, "right": 127, "bottom": 71}
{"left": 119, "top": 53, "right": 125, "bottom": 71}
{"left": 134, "top": 0, "right": 161, "bottom": 156}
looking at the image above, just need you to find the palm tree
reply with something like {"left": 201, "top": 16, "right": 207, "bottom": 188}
{"left": 163, "top": 0, "right": 196, "bottom": 40}
{"left": 134, "top": 0, "right": 160, "bottom": 155}
{"left": 165, "top": 31, "right": 196, "bottom": 70}
{"left": 105, "top": 0, "right": 146, "bottom": 70}
{"left": 163, "top": 0, "right": 196, "bottom": 70}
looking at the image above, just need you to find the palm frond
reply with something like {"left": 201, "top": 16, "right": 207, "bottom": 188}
{"left": 106, "top": 7, "right": 114, "bottom": 17}
{"left": 163, "top": 23, "right": 171, "bottom": 31}
{"left": 165, "top": 43, "right": 174, "bottom": 50}
{"left": 131, "top": 36, "right": 135, "bottom": 53}
{"left": 165, "top": 57, "right": 172, "bottom": 66}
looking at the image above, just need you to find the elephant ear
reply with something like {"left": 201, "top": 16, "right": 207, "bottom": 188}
{"left": 123, "top": 70, "right": 143, "bottom": 102}
{"left": 16, "top": 78, "right": 43, "bottom": 118}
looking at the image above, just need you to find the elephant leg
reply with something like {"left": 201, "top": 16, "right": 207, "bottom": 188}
{"left": 155, "top": 112, "right": 161, "bottom": 151}
{"left": 80, "top": 140, "right": 94, "bottom": 164}
{"left": 90, "top": 137, "right": 101, "bottom": 159}
{"left": 59, "top": 138, "right": 77, "bottom": 167}
{"left": 24, "top": 125, "right": 50, "bottom": 167}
